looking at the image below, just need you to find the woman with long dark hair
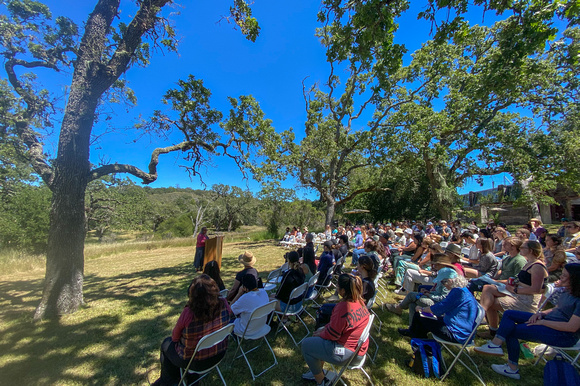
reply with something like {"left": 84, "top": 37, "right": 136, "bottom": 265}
{"left": 301, "top": 274, "right": 370, "bottom": 385}
{"left": 203, "top": 260, "right": 225, "bottom": 291}
{"left": 152, "top": 274, "right": 234, "bottom": 385}
{"left": 475, "top": 263, "right": 580, "bottom": 380}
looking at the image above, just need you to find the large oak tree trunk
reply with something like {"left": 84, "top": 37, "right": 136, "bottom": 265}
{"left": 33, "top": 52, "right": 99, "bottom": 320}
{"left": 424, "top": 156, "right": 454, "bottom": 220}
{"left": 325, "top": 199, "right": 335, "bottom": 226}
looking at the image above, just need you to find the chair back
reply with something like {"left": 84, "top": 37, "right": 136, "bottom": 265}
{"left": 266, "top": 268, "right": 282, "bottom": 282}
{"left": 319, "top": 265, "right": 335, "bottom": 287}
{"left": 308, "top": 271, "right": 320, "bottom": 287}
{"left": 180, "top": 323, "right": 234, "bottom": 383}
{"left": 280, "top": 262, "right": 289, "bottom": 271}
{"left": 240, "top": 300, "right": 277, "bottom": 338}
{"left": 538, "top": 283, "right": 555, "bottom": 311}
{"left": 192, "top": 323, "right": 234, "bottom": 353}
{"left": 289, "top": 282, "right": 308, "bottom": 303}
{"left": 461, "top": 247, "right": 470, "bottom": 257}
{"left": 219, "top": 289, "right": 229, "bottom": 298}
{"left": 440, "top": 241, "right": 449, "bottom": 248}
{"left": 462, "top": 302, "right": 486, "bottom": 345}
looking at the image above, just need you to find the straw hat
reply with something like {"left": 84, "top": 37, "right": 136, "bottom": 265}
{"left": 238, "top": 251, "right": 256, "bottom": 267}
{"left": 394, "top": 228, "right": 404, "bottom": 235}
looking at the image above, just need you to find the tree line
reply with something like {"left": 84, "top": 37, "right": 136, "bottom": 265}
{"left": 0, "top": 178, "right": 327, "bottom": 252}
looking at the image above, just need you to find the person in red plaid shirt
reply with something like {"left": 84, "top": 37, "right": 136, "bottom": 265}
{"left": 152, "top": 274, "right": 234, "bottom": 386}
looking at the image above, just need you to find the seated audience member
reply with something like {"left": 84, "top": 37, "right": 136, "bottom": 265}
{"left": 227, "top": 251, "right": 259, "bottom": 302}
{"left": 480, "top": 240, "right": 548, "bottom": 337}
{"left": 338, "top": 234, "right": 350, "bottom": 259}
{"left": 386, "top": 254, "right": 458, "bottom": 323}
{"left": 425, "top": 221, "right": 437, "bottom": 235}
{"left": 399, "top": 243, "right": 444, "bottom": 293}
{"left": 394, "top": 237, "right": 432, "bottom": 290}
{"left": 564, "top": 221, "right": 580, "bottom": 252}
{"left": 271, "top": 251, "right": 305, "bottom": 312}
{"left": 444, "top": 243, "right": 466, "bottom": 277}
{"left": 316, "top": 241, "right": 335, "bottom": 286}
{"left": 468, "top": 236, "right": 526, "bottom": 293}
{"left": 547, "top": 249, "right": 568, "bottom": 283}
{"left": 543, "top": 234, "right": 562, "bottom": 262}
{"left": 492, "top": 227, "right": 508, "bottom": 255}
{"left": 396, "top": 228, "right": 417, "bottom": 257}
{"left": 439, "top": 220, "right": 452, "bottom": 241}
{"left": 461, "top": 231, "right": 479, "bottom": 261}
{"left": 152, "top": 275, "right": 234, "bottom": 386}
{"left": 301, "top": 274, "right": 370, "bottom": 386}
{"left": 398, "top": 276, "right": 478, "bottom": 344}
{"left": 230, "top": 274, "right": 269, "bottom": 336}
{"left": 203, "top": 260, "right": 225, "bottom": 291}
{"left": 303, "top": 233, "right": 317, "bottom": 275}
{"left": 475, "top": 263, "right": 580, "bottom": 380}
{"left": 351, "top": 228, "right": 365, "bottom": 265}
{"left": 356, "top": 255, "right": 377, "bottom": 304}
{"left": 324, "top": 224, "right": 332, "bottom": 240}
{"left": 515, "top": 227, "right": 531, "bottom": 241}
{"left": 363, "top": 239, "right": 382, "bottom": 271}
{"left": 463, "top": 237, "right": 499, "bottom": 279}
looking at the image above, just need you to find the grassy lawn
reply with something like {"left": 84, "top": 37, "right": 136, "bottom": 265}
{"left": 0, "top": 237, "right": 545, "bottom": 385}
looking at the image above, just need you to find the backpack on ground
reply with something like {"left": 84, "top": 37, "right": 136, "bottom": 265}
{"left": 543, "top": 357, "right": 580, "bottom": 386}
{"left": 407, "top": 339, "right": 442, "bottom": 379}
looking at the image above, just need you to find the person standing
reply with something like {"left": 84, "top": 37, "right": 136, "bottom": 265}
{"left": 194, "top": 227, "right": 209, "bottom": 272}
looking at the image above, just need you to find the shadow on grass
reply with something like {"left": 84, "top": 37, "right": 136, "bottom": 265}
{"left": 0, "top": 258, "right": 307, "bottom": 385}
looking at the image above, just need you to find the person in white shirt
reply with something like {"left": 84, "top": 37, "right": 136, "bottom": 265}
{"left": 230, "top": 274, "right": 269, "bottom": 336}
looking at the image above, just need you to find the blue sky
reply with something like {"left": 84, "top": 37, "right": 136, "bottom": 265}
{"left": 28, "top": 1, "right": 512, "bottom": 198}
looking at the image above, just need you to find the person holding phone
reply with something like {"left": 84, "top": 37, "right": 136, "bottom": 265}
{"left": 398, "top": 276, "right": 479, "bottom": 344}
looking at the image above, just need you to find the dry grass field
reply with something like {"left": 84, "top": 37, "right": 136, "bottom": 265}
{"left": 0, "top": 233, "right": 545, "bottom": 385}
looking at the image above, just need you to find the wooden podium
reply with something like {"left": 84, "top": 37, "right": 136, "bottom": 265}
{"left": 204, "top": 235, "right": 224, "bottom": 269}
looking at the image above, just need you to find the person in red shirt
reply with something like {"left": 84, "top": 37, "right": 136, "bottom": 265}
{"left": 152, "top": 274, "right": 234, "bottom": 386}
{"left": 301, "top": 274, "right": 370, "bottom": 385}
{"left": 194, "top": 227, "right": 209, "bottom": 272}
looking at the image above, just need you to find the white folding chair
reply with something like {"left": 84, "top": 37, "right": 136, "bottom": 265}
{"left": 302, "top": 272, "right": 321, "bottom": 322}
{"left": 537, "top": 283, "right": 555, "bottom": 312}
{"left": 312, "top": 265, "right": 336, "bottom": 307}
{"left": 432, "top": 303, "right": 486, "bottom": 385}
{"left": 366, "top": 293, "right": 382, "bottom": 333}
{"left": 178, "top": 323, "right": 234, "bottom": 386}
{"left": 219, "top": 288, "right": 229, "bottom": 298}
{"left": 439, "top": 241, "right": 449, "bottom": 248}
{"left": 264, "top": 268, "right": 283, "bottom": 292}
{"left": 274, "top": 282, "right": 310, "bottom": 347}
{"left": 534, "top": 340, "right": 580, "bottom": 369}
{"left": 231, "top": 300, "right": 278, "bottom": 380}
{"left": 329, "top": 314, "right": 375, "bottom": 386}
{"left": 365, "top": 294, "right": 380, "bottom": 363}
{"left": 461, "top": 247, "right": 471, "bottom": 258}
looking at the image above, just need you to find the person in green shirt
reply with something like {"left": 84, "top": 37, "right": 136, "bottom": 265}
{"left": 495, "top": 237, "right": 527, "bottom": 283}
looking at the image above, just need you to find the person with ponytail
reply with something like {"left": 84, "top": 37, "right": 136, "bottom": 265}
{"left": 301, "top": 274, "right": 370, "bottom": 385}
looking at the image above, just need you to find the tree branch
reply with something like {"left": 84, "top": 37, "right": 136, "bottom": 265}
{"left": 336, "top": 187, "right": 390, "bottom": 207}
{"left": 88, "top": 139, "right": 230, "bottom": 183}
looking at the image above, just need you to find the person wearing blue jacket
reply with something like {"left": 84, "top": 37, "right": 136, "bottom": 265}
{"left": 398, "top": 276, "right": 478, "bottom": 343}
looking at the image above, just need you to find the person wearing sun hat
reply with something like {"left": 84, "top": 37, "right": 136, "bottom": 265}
{"left": 227, "top": 251, "right": 259, "bottom": 302}
{"left": 386, "top": 253, "right": 458, "bottom": 323}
